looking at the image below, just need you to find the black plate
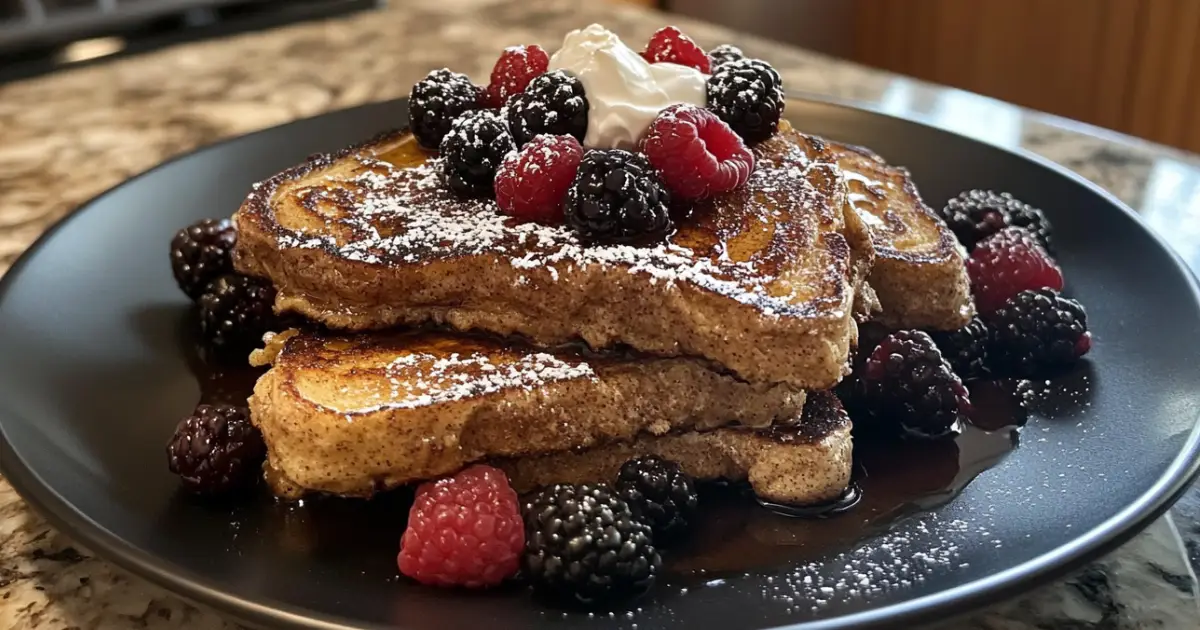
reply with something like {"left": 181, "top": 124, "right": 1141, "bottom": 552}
{"left": 2, "top": 99, "right": 1200, "bottom": 630}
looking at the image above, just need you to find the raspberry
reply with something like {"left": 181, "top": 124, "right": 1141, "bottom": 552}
{"left": 484, "top": 45, "right": 550, "bottom": 108}
{"left": 170, "top": 218, "right": 237, "bottom": 300}
{"left": 641, "top": 26, "right": 711, "bottom": 73}
{"left": 859, "top": 330, "right": 971, "bottom": 439}
{"left": 495, "top": 134, "right": 583, "bottom": 224}
{"left": 167, "top": 404, "right": 264, "bottom": 495}
{"left": 439, "top": 109, "right": 516, "bottom": 198}
{"left": 641, "top": 104, "right": 753, "bottom": 200}
{"left": 987, "top": 289, "right": 1091, "bottom": 376}
{"left": 398, "top": 465, "right": 524, "bottom": 588}
{"left": 563, "top": 149, "right": 672, "bottom": 243}
{"left": 522, "top": 483, "right": 660, "bottom": 604}
{"left": 967, "top": 227, "right": 1064, "bottom": 313}
{"left": 708, "top": 44, "right": 745, "bottom": 68}
{"left": 706, "top": 59, "right": 785, "bottom": 144}
{"left": 615, "top": 456, "right": 698, "bottom": 543}
{"left": 941, "top": 190, "right": 1055, "bottom": 253}
{"left": 506, "top": 70, "right": 589, "bottom": 147}
{"left": 409, "top": 69, "right": 483, "bottom": 150}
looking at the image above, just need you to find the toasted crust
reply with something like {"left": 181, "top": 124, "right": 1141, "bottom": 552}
{"left": 248, "top": 329, "right": 806, "bottom": 499}
{"left": 497, "top": 391, "right": 853, "bottom": 505}
{"left": 234, "top": 128, "right": 859, "bottom": 389}
{"left": 830, "top": 142, "right": 974, "bottom": 330}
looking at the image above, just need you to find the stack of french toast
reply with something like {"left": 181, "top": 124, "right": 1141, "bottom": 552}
{"left": 229, "top": 101, "right": 972, "bottom": 507}
{"left": 164, "top": 21, "right": 1099, "bottom": 602}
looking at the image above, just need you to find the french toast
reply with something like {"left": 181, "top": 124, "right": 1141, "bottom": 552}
{"left": 829, "top": 141, "right": 974, "bottom": 330}
{"left": 497, "top": 390, "right": 853, "bottom": 505}
{"left": 248, "top": 329, "right": 806, "bottom": 499}
{"left": 234, "top": 127, "right": 864, "bottom": 390}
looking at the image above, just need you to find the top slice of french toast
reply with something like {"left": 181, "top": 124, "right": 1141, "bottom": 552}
{"left": 234, "top": 126, "right": 862, "bottom": 389}
{"left": 829, "top": 142, "right": 974, "bottom": 330}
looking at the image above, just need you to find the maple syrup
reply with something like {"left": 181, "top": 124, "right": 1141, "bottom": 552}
{"left": 182, "top": 325, "right": 1022, "bottom": 582}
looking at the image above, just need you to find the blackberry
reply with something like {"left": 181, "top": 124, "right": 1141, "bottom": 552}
{"left": 708, "top": 44, "right": 746, "bottom": 68}
{"left": 615, "top": 456, "right": 698, "bottom": 542}
{"left": 439, "top": 109, "right": 516, "bottom": 198}
{"left": 170, "top": 218, "right": 237, "bottom": 300}
{"left": 522, "top": 483, "right": 661, "bottom": 605}
{"left": 198, "top": 274, "right": 278, "bottom": 354}
{"left": 859, "top": 330, "right": 971, "bottom": 439}
{"left": 409, "top": 68, "right": 484, "bottom": 150}
{"left": 987, "top": 289, "right": 1091, "bottom": 376}
{"left": 834, "top": 323, "right": 889, "bottom": 420}
{"left": 929, "top": 316, "right": 990, "bottom": 381}
{"left": 505, "top": 70, "right": 589, "bottom": 147}
{"left": 563, "top": 149, "right": 672, "bottom": 243}
{"left": 706, "top": 58, "right": 785, "bottom": 144}
{"left": 167, "top": 404, "right": 265, "bottom": 495}
{"left": 941, "top": 190, "right": 1055, "bottom": 253}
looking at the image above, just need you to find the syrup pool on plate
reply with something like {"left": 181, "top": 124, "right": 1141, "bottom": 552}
{"left": 179, "top": 323, "right": 1026, "bottom": 581}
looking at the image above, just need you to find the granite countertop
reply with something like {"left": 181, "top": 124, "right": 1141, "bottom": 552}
{"left": 2, "top": 0, "right": 1200, "bottom": 628}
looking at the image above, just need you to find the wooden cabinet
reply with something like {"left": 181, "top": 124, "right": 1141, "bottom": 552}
{"left": 853, "top": 0, "right": 1200, "bottom": 152}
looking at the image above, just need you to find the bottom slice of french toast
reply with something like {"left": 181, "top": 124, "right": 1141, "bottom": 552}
{"left": 495, "top": 391, "right": 852, "bottom": 506}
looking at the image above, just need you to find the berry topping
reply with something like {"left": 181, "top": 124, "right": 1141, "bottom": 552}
{"left": 641, "top": 26, "right": 711, "bottom": 74}
{"left": 522, "top": 483, "right": 661, "bottom": 605}
{"left": 495, "top": 134, "right": 584, "bottom": 224}
{"left": 929, "top": 316, "right": 990, "bottom": 381}
{"left": 170, "top": 218, "right": 237, "bottom": 300}
{"left": 563, "top": 149, "right": 672, "bottom": 243}
{"left": 941, "top": 190, "right": 1055, "bottom": 253}
{"left": 708, "top": 44, "right": 746, "bottom": 69}
{"left": 398, "top": 465, "right": 524, "bottom": 588}
{"left": 615, "top": 456, "right": 698, "bottom": 542}
{"left": 967, "top": 227, "right": 1064, "bottom": 313}
{"left": 439, "top": 109, "right": 517, "bottom": 198}
{"left": 987, "top": 289, "right": 1091, "bottom": 376}
{"left": 859, "top": 330, "right": 971, "bottom": 439}
{"left": 167, "top": 404, "right": 265, "bottom": 495}
{"left": 506, "top": 70, "right": 589, "bottom": 147}
{"left": 485, "top": 45, "right": 550, "bottom": 108}
{"left": 409, "top": 69, "right": 484, "bottom": 150}
{"left": 641, "top": 104, "right": 753, "bottom": 200}
{"left": 706, "top": 58, "right": 785, "bottom": 144}
{"left": 197, "top": 274, "right": 278, "bottom": 354}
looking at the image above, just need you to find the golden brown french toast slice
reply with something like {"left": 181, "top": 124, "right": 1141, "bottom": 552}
{"left": 497, "top": 391, "right": 852, "bottom": 506}
{"left": 234, "top": 127, "right": 861, "bottom": 389}
{"left": 830, "top": 142, "right": 973, "bottom": 330}
{"left": 248, "top": 329, "right": 805, "bottom": 499}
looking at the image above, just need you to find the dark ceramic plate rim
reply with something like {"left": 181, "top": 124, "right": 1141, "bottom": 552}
{"left": 2, "top": 95, "right": 1199, "bottom": 630}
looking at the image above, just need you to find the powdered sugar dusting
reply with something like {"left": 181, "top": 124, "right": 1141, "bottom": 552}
{"left": 332, "top": 349, "right": 595, "bottom": 414}
{"left": 273, "top": 131, "right": 840, "bottom": 317}
{"left": 757, "top": 515, "right": 970, "bottom": 612}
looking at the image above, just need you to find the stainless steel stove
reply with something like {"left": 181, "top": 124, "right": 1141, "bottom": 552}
{"left": 0, "top": 0, "right": 379, "bottom": 80}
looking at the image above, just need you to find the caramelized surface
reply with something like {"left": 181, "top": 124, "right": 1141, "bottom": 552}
{"left": 277, "top": 331, "right": 597, "bottom": 413}
{"left": 831, "top": 142, "right": 953, "bottom": 262}
{"left": 825, "top": 140, "right": 974, "bottom": 330}
{"left": 255, "top": 127, "right": 851, "bottom": 317}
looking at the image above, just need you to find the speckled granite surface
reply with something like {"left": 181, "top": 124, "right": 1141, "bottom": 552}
{"left": 1, "top": 0, "right": 1199, "bottom": 628}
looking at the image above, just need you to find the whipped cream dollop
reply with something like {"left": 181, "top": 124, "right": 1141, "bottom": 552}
{"left": 548, "top": 24, "right": 708, "bottom": 149}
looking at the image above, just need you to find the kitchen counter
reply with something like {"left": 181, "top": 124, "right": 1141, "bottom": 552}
{"left": 1, "top": 0, "right": 1199, "bottom": 628}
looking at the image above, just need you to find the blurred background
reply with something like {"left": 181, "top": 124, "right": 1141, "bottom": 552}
{"left": 2, "top": 0, "right": 1198, "bottom": 153}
